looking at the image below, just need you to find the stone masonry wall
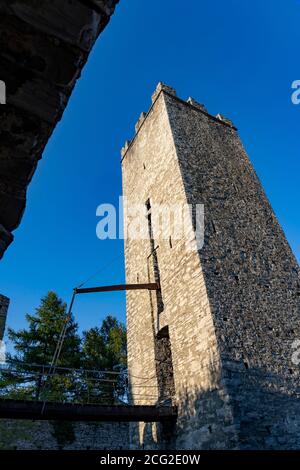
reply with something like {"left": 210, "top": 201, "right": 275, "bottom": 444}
{"left": 0, "top": 419, "right": 129, "bottom": 450}
{"left": 122, "top": 84, "right": 238, "bottom": 450}
{"left": 164, "top": 91, "right": 300, "bottom": 449}
{"left": 0, "top": 294, "right": 9, "bottom": 341}
{"left": 121, "top": 83, "right": 300, "bottom": 450}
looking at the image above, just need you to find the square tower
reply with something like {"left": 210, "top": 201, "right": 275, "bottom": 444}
{"left": 121, "top": 83, "right": 300, "bottom": 450}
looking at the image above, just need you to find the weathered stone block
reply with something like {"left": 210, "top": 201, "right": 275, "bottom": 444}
{"left": 0, "top": 294, "right": 9, "bottom": 341}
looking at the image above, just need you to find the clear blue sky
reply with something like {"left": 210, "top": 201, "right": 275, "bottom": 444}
{"left": 0, "top": 0, "right": 299, "bottom": 350}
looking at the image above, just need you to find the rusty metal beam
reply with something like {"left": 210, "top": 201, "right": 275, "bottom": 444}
{"left": 75, "top": 283, "right": 160, "bottom": 295}
{"left": 0, "top": 399, "right": 177, "bottom": 423}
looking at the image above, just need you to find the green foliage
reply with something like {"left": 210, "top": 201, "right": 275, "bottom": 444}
{"left": 0, "top": 293, "right": 127, "bottom": 405}
{"left": 8, "top": 291, "right": 81, "bottom": 367}
{"left": 82, "top": 315, "right": 127, "bottom": 404}
{"left": 82, "top": 315, "right": 127, "bottom": 370}
{"left": 0, "top": 291, "right": 81, "bottom": 401}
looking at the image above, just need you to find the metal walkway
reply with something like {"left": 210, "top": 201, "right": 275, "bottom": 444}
{"left": 0, "top": 398, "right": 177, "bottom": 422}
{"left": 0, "top": 283, "right": 174, "bottom": 423}
{"left": 0, "top": 362, "right": 177, "bottom": 423}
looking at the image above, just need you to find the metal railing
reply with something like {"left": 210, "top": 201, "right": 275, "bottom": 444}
{"left": 0, "top": 362, "right": 174, "bottom": 406}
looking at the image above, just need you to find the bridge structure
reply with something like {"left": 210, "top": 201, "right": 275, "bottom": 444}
{"left": 0, "top": 282, "right": 177, "bottom": 424}
{"left": 0, "top": 362, "right": 177, "bottom": 423}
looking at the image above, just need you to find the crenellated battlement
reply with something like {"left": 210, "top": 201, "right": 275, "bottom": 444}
{"left": 121, "top": 84, "right": 300, "bottom": 450}
{"left": 121, "top": 82, "right": 236, "bottom": 158}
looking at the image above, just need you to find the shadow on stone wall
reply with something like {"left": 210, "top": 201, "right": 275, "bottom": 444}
{"left": 222, "top": 360, "right": 300, "bottom": 450}
{"left": 0, "top": 420, "right": 129, "bottom": 450}
{"left": 132, "top": 360, "right": 300, "bottom": 450}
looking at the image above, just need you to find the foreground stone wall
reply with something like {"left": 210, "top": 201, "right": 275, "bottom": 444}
{"left": 0, "top": 0, "right": 119, "bottom": 258}
{"left": 0, "top": 419, "right": 129, "bottom": 450}
{"left": 0, "top": 295, "right": 9, "bottom": 341}
{"left": 121, "top": 83, "right": 300, "bottom": 450}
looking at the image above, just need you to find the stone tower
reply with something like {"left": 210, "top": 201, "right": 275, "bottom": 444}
{"left": 121, "top": 83, "right": 300, "bottom": 450}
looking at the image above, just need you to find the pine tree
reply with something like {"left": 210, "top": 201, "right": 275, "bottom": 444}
{"left": 0, "top": 291, "right": 81, "bottom": 401}
{"left": 82, "top": 315, "right": 127, "bottom": 404}
{"left": 0, "top": 294, "right": 127, "bottom": 405}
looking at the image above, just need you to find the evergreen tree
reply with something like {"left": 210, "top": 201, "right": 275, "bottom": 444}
{"left": 82, "top": 315, "right": 127, "bottom": 404}
{"left": 0, "top": 291, "right": 81, "bottom": 400}
{"left": 0, "top": 293, "right": 127, "bottom": 405}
